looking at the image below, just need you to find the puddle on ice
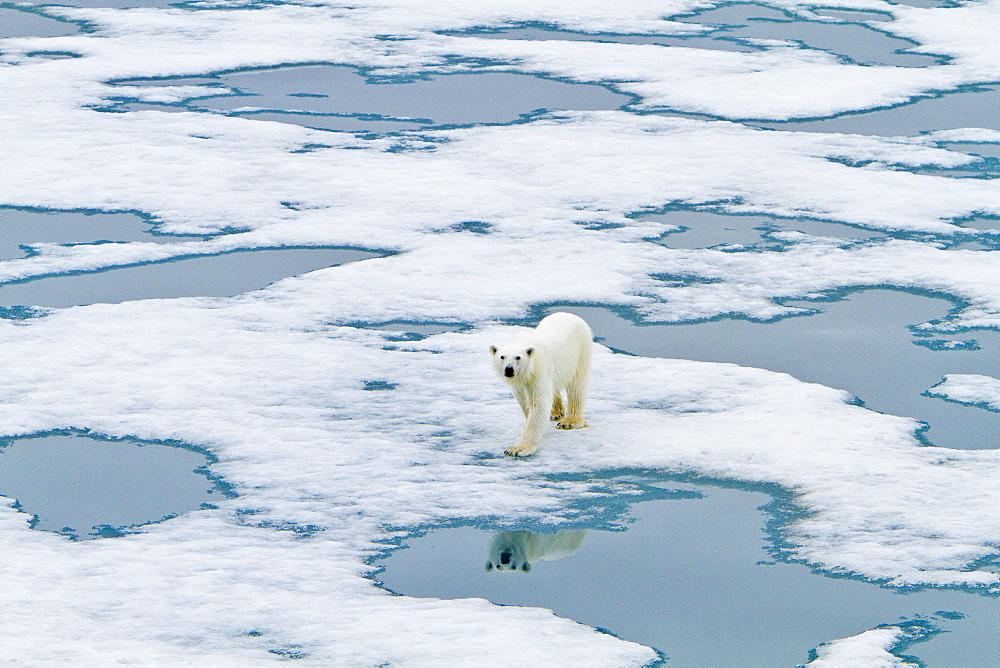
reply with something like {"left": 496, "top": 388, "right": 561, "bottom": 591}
{"left": 373, "top": 483, "right": 998, "bottom": 666}
{"left": 641, "top": 209, "right": 890, "bottom": 249}
{"left": 0, "top": 7, "right": 80, "bottom": 38}
{"left": 0, "top": 246, "right": 379, "bottom": 309}
{"left": 0, "top": 208, "right": 203, "bottom": 260}
{"left": 716, "top": 20, "right": 935, "bottom": 68}
{"left": 0, "top": 433, "right": 220, "bottom": 538}
{"left": 642, "top": 209, "right": 998, "bottom": 250}
{"left": 616, "top": 3, "right": 989, "bottom": 135}
{"left": 550, "top": 289, "right": 1000, "bottom": 451}
{"left": 673, "top": 4, "right": 936, "bottom": 68}
{"left": 451, "top": 6, "right": 935, "bottom": 66}
{"left": 110, "top": 67, "right": 632, "bottom": 131}
{"left": 0, "top": 210, "right": 378, "bottom": 309}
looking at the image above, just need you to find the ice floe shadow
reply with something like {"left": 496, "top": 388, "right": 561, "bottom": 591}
{"left": 527, "top": 288, "right": 999, "bottom": 451}
{"left": 0, "top": 431, "right": 230, "bottom": 539}
{"left": 103, "top": 65, "right": 633, "bottom": 133}
{"left": 371, "top": 474, "right": 996, "bottom": 666}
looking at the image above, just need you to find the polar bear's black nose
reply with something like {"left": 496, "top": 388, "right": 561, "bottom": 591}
{"left": 500, "top": 551, "right": 512, "bottom": 565}
{"left": 504, "top": 367, "right": 514, "bottom": 377}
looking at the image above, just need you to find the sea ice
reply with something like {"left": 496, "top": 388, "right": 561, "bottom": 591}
{"left": 926, "top": 374, "right": 1000, "bottom": 411}
{"left": 0, "top": 0, "right": 998, "bottom": 663}
{"left": 804, "top": 626, "right": 922, "bottom": 667}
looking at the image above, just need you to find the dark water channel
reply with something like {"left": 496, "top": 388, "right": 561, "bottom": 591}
{"left": 374, "top": 483, "right": 998, "bottom": 667}
{"left": 0, "top": 433, "right": 219, "bottom": 538}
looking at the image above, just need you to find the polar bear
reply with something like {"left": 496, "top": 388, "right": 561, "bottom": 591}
{"left": 485, "top": 530, "right": 587, "bottom": 572}
{"left": 489, "top": 312, "right": 592, "bottom": 457}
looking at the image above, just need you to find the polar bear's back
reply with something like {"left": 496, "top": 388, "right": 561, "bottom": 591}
{"left": 526, "top": 312, "right": 592, "bottom": 384}
{"left": 534, "top": 312, "right": 592, "bottom": 344}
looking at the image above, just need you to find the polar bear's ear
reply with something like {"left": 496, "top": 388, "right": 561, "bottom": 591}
{"left": 485, "top": 561, "right": 494, "bottom": 572}
{"left": 525, "top": 347, "right": 534, "bottom": 357}
{"left": 489, "top": 345, "right": 498, "bottom": 355}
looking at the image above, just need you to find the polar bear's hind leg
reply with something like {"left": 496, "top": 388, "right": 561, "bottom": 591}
{"left": 557, "top": 380, "right": 588, "bottom": 430}
{"left": 550, "top": 392, "right": 565, "bottom": 421}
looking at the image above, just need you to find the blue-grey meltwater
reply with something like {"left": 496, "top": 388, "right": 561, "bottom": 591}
{"left": 552, "top": 289, "right": 1000, "bottom": 451}
{"left": 371, "top": 270, "right": 998, "bottom": 665}
{"left": 0, "top": 209, "right": 379, "bottom": 537}
{"left": 0, "top": 434, "right": 220, "bottom": 538}
{"left": 0, "top": 209, "right": 381, "bottom": 308}
{"left": 108, "top": 66, "right": 632, "bottom": 133}
{"left": 373, "top": 482, "right": 996, "bottom": 667}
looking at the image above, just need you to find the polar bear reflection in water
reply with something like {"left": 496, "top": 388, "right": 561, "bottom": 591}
{"left": 485, "top": 529, "right": 587, "bottom": 572}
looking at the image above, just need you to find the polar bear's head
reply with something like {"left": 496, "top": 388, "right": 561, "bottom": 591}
{"left": 485, "top": 531, "right": 532, "bottom": 572}
{"left": 489, "top": 344, "right": 535, "bottom": 379}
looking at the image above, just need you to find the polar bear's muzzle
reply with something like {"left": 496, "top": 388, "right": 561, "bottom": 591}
{"left": 504, "top": 366, "right": 515, "bottom": 377}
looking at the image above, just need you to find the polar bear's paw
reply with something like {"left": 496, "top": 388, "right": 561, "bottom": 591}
{"left": 505, "top": 441, "right": 539, "bottom": 457}
{"left": 556, "top": 418, "right": 588, "bottom": 430}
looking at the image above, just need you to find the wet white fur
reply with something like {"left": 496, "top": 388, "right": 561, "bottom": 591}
{"left": 485, "top": 530, "right": 587, "bottom": 572}
{"left": 489, "top": 312, "right": 592, "bottom": 457}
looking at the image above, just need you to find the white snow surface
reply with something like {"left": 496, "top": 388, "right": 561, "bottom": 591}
{"left": 927, "top": 374, "right": 1000, "bottom": 411}
{"left": 804, "top": 626, "right": 916, "bottom": 667}
{"left": 1, "top": 0, "right": 1000, "bottom": 663}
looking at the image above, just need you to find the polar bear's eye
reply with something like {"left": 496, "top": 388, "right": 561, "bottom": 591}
{"left": 515, "top": 356, "right": 521, "bottom": 361}
{"left": 499, "top": 355, "right": 505, "bottom": 360}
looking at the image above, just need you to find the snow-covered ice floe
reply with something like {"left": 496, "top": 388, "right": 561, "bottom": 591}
{"left": 803, "top": 623, "right": 936, "bottom": 667}
{"left": 927, "top": 374, "right": 1000, "bottom": 412}
{"left": 1, "top": 0, "right": 999, "bottom": 663}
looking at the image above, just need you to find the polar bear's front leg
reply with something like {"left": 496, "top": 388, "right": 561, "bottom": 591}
{"left": 511, "top": 385, "right": 531, "bottom": 418}
{"left": 505, "top": 384, "right": 551, "bottom": 457}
